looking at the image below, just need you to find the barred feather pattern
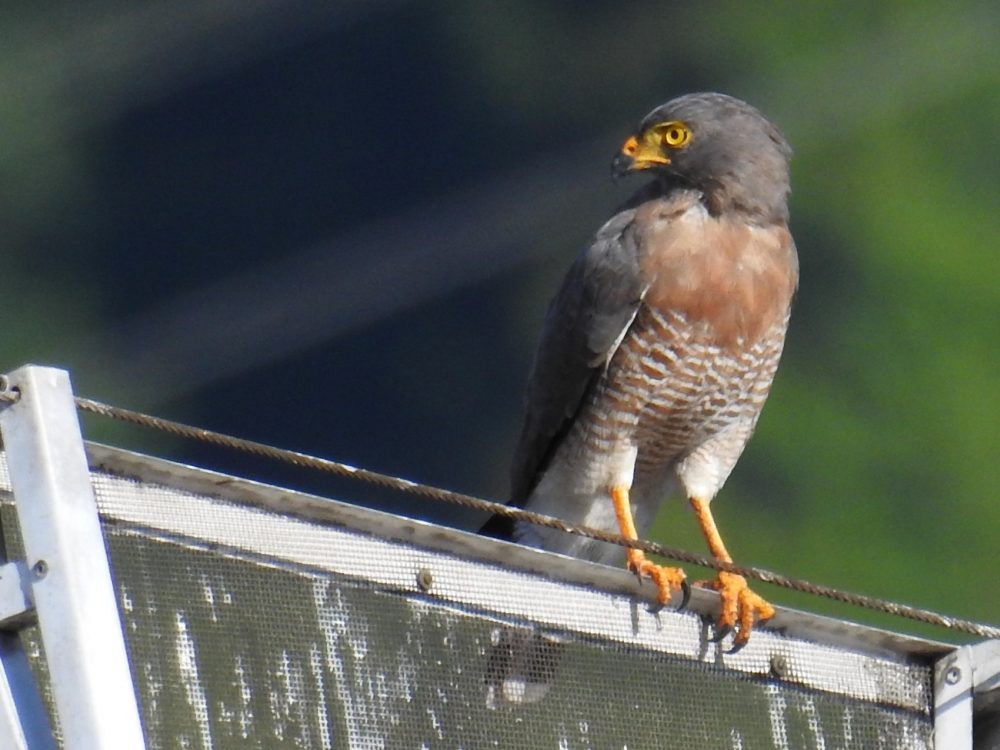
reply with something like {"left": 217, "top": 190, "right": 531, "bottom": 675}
{"left": 514, "top": 302, "right": 789, "bottom": 563}
{"left": 592, "top": 303, "right": 788, "bottom": 493}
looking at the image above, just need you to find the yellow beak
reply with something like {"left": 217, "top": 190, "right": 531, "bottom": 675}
{"left": 611, "top": 134, "right": 671, "bottom": 179}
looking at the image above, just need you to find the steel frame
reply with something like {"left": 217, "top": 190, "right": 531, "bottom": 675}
{"left": 0, "top": 363, "right": 997, "bottom": 747}
{"left": 934, "top": 639, "right": 1000, "bottom": 750}
{"left": 0, "top": 366, "right": 145, "bottom": 749}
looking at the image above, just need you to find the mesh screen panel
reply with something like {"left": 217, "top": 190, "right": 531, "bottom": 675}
{"left": 0, "top": 449, "right": 936, "bottom": 749}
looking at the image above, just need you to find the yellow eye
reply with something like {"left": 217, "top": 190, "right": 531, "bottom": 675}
{"left": 660, "top": 121, "right": 692, "bottom": 148}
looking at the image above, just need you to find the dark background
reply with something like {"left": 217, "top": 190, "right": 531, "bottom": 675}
{"left": 2, "top": 1, "right": 997, "bottom": 636}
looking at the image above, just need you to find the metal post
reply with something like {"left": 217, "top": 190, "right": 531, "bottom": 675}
{"left": 0, "top": 556, "right": 52, "bottom": 750}
{"left": 0, "top": 366, "right": 145, "bottom": 749}
{"left": 970, "top": 640, "right": 1000, "bottom": 749}
{"left": 936, "top": 646, "right": 974, "bottom": 750}
{"left": 0, "top": 630, "right": 55, "bottom": 750}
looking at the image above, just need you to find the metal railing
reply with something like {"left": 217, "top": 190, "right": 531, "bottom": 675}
{"left": 0, "top": 365, "right": 997, "bottom": 748}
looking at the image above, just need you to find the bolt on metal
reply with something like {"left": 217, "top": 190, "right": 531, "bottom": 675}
{"left": 416, "top": 568, "right": 434, "bottom": 592}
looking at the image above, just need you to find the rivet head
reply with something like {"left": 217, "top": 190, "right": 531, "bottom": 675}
{"left": 32, "top": 560, "right": 48, "bottom": 579}
{"left": 945, "top": 666, "right": 962, "bottom": 685}
{"left": 769, "top": 654, "right": 789, "bottom": 678}
{"left": 416, "top": 568, "right": 434, "bottom": 592}
{"left": 0, "top": 377, "right": 19, "bottom": 404}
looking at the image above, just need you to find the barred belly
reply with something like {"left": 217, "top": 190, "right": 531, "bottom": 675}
{"left": 514, "top": 304, "right": 788, "bottom": 563}
{"left": 575, "top": 304, "right": 787, "bottom": 501}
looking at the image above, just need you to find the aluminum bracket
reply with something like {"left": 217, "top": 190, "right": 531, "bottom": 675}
{"left": 0, "top": 366, "right": 145, "bottom": 749}
{"left": 0, "top": 562, "right": 33, "bottom": 629}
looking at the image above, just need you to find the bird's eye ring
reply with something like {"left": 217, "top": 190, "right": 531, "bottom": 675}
{"left": 660, "top": 122, "right": 692, "bottom": 148}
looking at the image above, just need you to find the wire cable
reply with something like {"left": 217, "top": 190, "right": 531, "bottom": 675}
{"left": 3, "top": 383, "right": 997, "bottom": 639}
{"left": 37, "top": 392, "right": 995, "bottom": 640}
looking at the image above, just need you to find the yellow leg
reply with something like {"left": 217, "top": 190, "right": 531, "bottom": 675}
{"left": 690, "top": 496, "right": 774, "bottom": 647}
{"left": 610, "top": 486, "right": 686, "bottom": 605}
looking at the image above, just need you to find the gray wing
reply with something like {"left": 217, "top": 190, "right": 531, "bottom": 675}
{"left": 508, "top": 206, "right": 648, "bottom": 506}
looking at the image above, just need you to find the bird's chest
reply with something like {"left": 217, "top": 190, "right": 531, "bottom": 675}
{"left": 607, "top": 306, "right": 752, "bottom": 419}
{"left": 563, "top": 202, "right": 796, "bottom": 481}
{"left": 636, "top": 206, "right": 797, "bottom": 349}
{"left": 585, "top": 303, "right": 787, "bottom": 467}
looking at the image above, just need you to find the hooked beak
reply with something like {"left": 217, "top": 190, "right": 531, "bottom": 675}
{"left": 611, "top": 134, "right": 670, "bottom": 181}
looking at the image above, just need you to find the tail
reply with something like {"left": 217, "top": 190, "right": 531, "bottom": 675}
{"left": 484, "top": 628, "right": 564, "bottom": 708}
{"left": 478, "top": 511, "right": 515, "bottom": 540}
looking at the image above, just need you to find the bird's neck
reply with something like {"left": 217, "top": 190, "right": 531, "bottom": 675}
{"left": 656, "top": 175, "right": 788, "bottom": 227}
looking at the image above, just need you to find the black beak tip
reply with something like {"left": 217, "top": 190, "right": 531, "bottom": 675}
{"left": 611, "top": 153, "right": 633, "bottom": 183}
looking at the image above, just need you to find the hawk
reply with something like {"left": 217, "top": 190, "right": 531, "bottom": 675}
{"left": 484, "top": 92, "right": 797, "bottom": 647}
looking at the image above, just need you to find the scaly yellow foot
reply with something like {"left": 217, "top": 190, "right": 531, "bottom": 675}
{"left": 627, "top": 548, "right": 688, "bottom": 605}
{"left": 690, "top": 496, "right": 775, "bottom": 648}
{"left": 611, "top": 485, "right": 688, "bottom": 606}
{"left": 697, "top": 571, "right": 774, "bottom": 648}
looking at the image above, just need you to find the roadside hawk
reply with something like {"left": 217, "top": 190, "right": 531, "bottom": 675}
{"left": 483, "top": 92, "right": 798, "bottom": 647}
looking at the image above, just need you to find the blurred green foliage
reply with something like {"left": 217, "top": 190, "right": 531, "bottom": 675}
{"left": 0, "top": 1, "right": 996, "bottom": 638}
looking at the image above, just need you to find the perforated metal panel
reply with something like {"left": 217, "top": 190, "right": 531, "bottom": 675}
{"left": 0, "top": 446, "right": 944, "bottom": 749}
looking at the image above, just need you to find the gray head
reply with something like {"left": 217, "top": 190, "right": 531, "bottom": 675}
{"left": 611, "top": 92, "right": 792, "bottom": 223}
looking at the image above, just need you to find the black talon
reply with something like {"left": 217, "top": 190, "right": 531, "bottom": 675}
{"left": 725, "top": 638, "right": 748, "bottom": 655}
{"left": 677, "top": 579, "right": 691, "bottom": 611}
{"left": 710, "top": 624, "right": 732, "bottom": 643}
{"left": 646, "top": 599, "right": 665, "bottom": 614}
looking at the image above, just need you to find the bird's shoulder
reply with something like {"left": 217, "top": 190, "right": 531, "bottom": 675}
{"left": 503, "top": 190, "right": 696, "bottom": 507}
